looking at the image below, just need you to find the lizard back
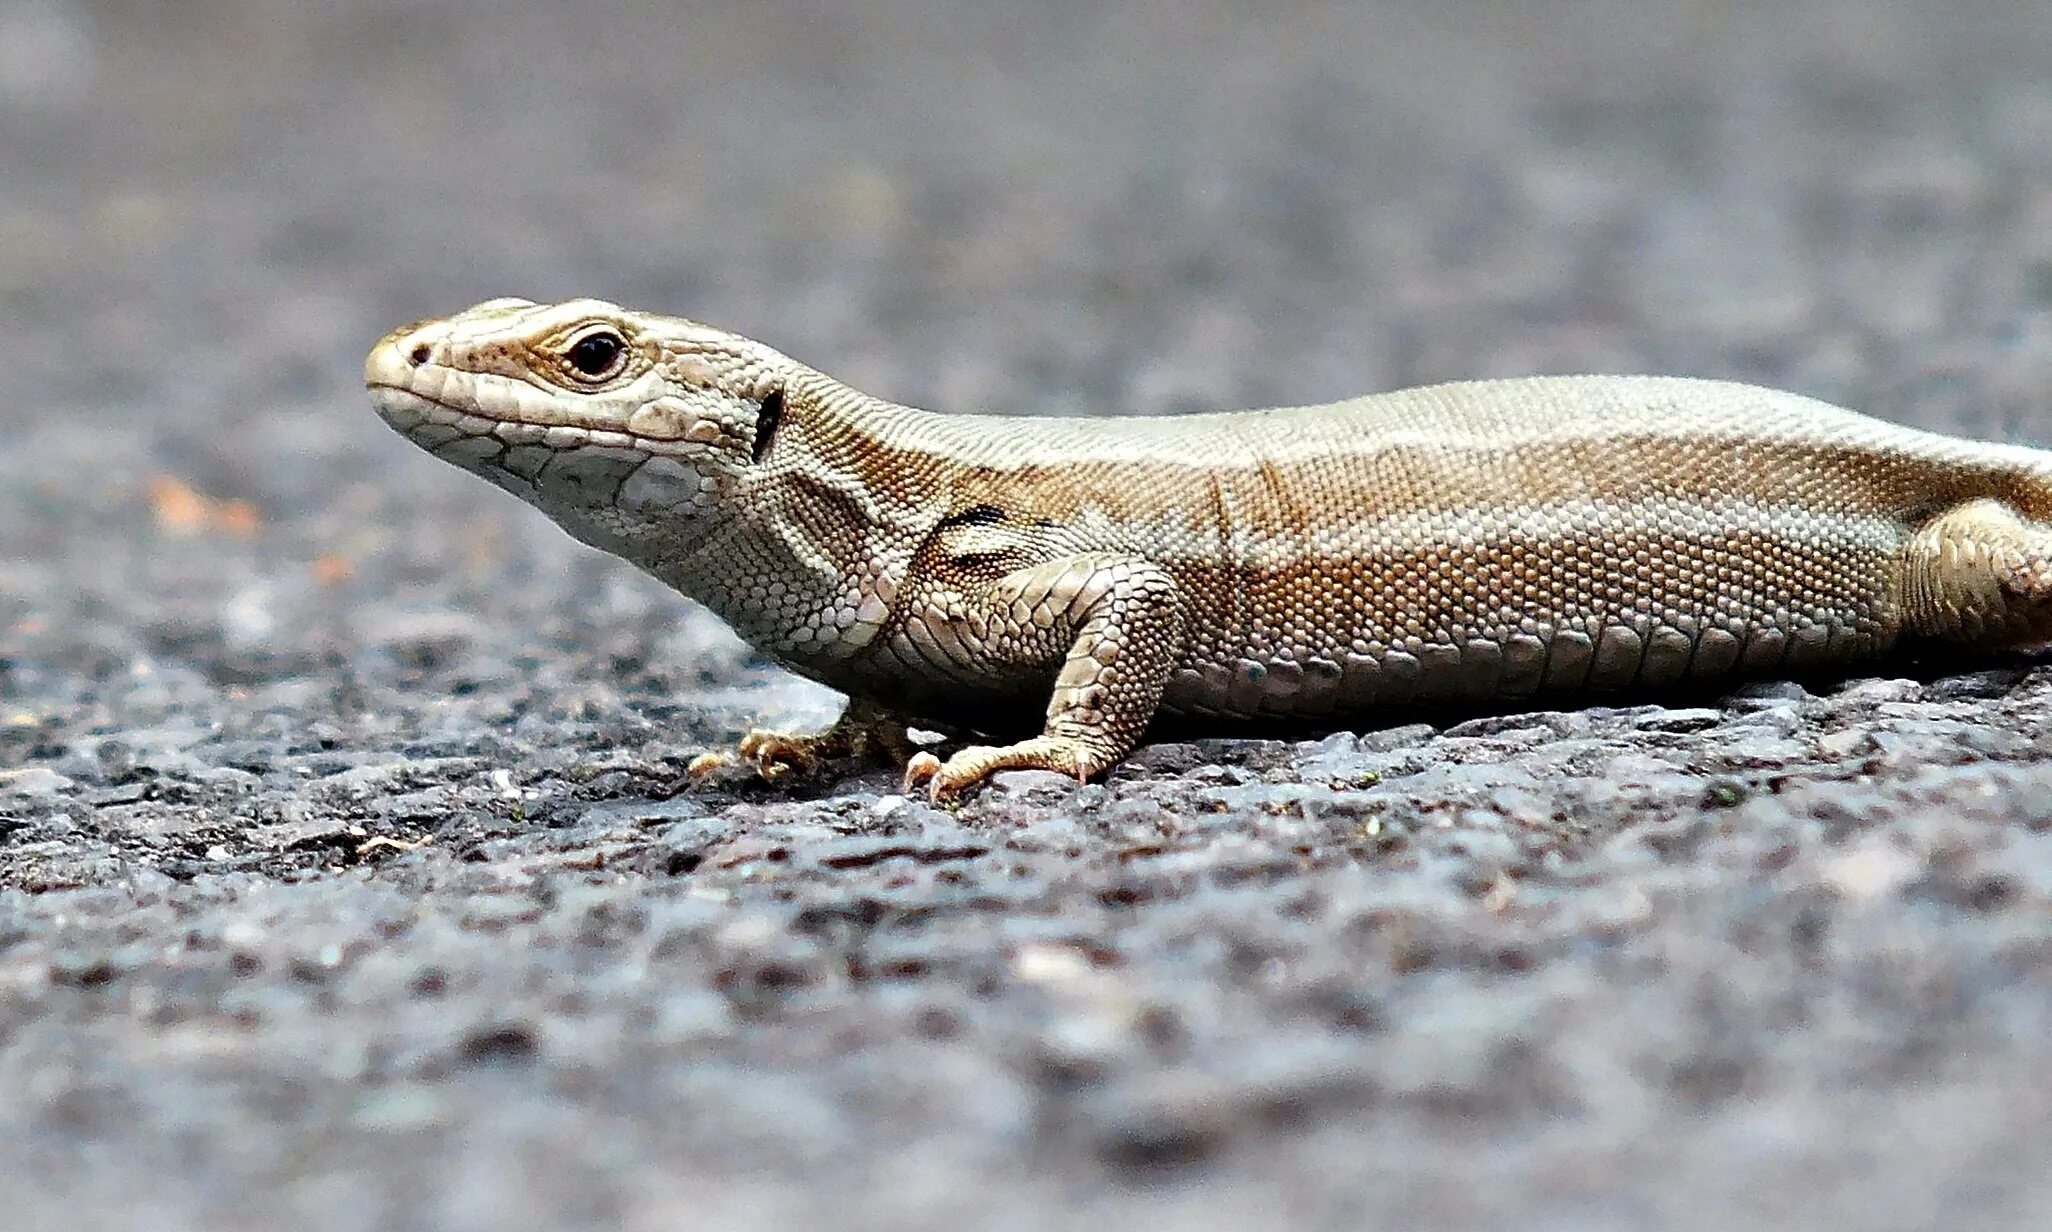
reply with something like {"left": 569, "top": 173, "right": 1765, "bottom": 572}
{"left": 801, "top": 374, "right": 2052, "bottom": 720}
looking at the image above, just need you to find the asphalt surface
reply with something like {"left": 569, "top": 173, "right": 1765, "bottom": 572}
{"left": 6, "top": 2, "right": 2052, "bottom": 1228}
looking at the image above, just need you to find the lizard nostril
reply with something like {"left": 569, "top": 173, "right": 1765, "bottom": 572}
{"left": 408, "top": 343, "right": 431, "bottom": 366}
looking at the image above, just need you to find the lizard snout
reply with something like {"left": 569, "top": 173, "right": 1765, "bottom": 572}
{"left": 364, "top": 323, "right": 437, "bottom": 391}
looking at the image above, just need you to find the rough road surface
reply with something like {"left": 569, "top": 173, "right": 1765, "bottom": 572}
{"left": 6, "top": 2, "right": 2052, "bottom": 1229}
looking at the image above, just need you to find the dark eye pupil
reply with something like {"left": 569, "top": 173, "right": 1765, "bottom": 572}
{"left": 569, "top": 333, "right": 622, "bottom": 376}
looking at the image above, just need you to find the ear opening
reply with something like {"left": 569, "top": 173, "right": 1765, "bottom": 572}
{"left": 751, "top": 389, "right": 785, "bottom": 464}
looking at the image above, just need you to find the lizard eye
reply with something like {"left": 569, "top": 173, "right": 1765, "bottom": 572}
{"left": 565, "top": 330, "right": 627, "bottom": 380}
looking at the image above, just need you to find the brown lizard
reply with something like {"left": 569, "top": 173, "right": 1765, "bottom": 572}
{"left": 365, "top": 297, "right": 2052, "bottom": 798}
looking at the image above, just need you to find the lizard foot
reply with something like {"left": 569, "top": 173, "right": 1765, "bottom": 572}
{"left": 735, "top": 727, "right": 836, "bottom": 780}
{"left": 690, "top": 701, "right": 917, "bottom": 787}
{"left": 902, "top": 735, "right": 1112, "bottom": 803}
{"left": 681, "top": 730, "right": 828, "bottom": 783}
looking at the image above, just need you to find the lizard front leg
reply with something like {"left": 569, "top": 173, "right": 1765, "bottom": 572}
{"left": 902, "top": 555, "right": 1189, "bottom": 801}
{"left": 688, "top": 694, "right": 916, "bottom": 783}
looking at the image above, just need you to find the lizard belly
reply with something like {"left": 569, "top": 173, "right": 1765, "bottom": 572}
{"left": 836, "top": 661, "right": 1052, "bottom": 738}
{"left": 1158, "top": 492, "right": 1913, "bottom": 721}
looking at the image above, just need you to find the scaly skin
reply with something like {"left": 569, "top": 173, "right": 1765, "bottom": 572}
{"left": 365, "top": 298, "right": 2052, "bottom": 798}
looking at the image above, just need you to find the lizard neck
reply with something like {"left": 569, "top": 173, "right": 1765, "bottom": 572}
{"left": 652, "top": 364, "right": 958, "bottom": 673}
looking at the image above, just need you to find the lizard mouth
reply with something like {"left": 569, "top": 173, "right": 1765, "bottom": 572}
{"left": 365, "top": 381, "right": 483, "bottom": 422}
{"left": 364, "top": 335, "right": 627, "bottom": 443}
{"left": 364, "top": 378, "right": 506, "bottom": 439}
{"left": 365, "top": 368, "right": 708, "bottom": 459}
{"left": 366, "top": 380, "right": 655, "bottom": 455}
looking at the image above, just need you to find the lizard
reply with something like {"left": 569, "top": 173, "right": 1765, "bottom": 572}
{"left": 365, "top": 297, "right": 2052, "bottom": 799}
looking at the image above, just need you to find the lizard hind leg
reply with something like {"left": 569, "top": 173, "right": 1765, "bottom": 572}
{"left": 1904, "top": 497, "right": 2052, "bottom": 646}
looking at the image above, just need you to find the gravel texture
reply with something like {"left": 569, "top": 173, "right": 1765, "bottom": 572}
{"left": 6, "top": 1, "right": 2052, "bottom": 1228}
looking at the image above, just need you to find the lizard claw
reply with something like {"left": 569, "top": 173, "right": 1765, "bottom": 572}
{"left": 685, "top": 751, "right": 735, "bottom": 782}
{"left": 694, "top": 705, "right": 919, "bottom": 790}
{"left": 683, "top": 731, "right": 819, "bottom": 787}
{"left": 906, "top": 737, "right": 1112, "bottom": 803}
{"left": 901, "top": 751, "right": 943, "bottom": 796}
{"left": 736, "top": 729, "right": 818, "bottom": 779}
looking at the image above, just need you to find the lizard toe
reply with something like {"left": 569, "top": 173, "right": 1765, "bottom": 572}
{"left": 685, "top": 751, "right": 736, "bottom": 782}
{"left": 901, "top": 751, "right": 943, "bottom": 794}
{"left": 737, "top": 728, "right": 826, "bottom": 780}
{"left": 923, "top": 736, "right": 1110, "bottom": 802}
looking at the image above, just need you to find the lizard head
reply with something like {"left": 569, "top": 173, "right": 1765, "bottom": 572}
{"left": 365, "top": 297, "right": 791, "bottom": 563}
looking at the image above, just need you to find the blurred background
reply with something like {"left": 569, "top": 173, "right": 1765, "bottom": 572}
{"left": 10, "top": 0, "right": 2052, "bottom": 692}
{"left": 6, "top": 1, "right": 2052, "bottom": 1229}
